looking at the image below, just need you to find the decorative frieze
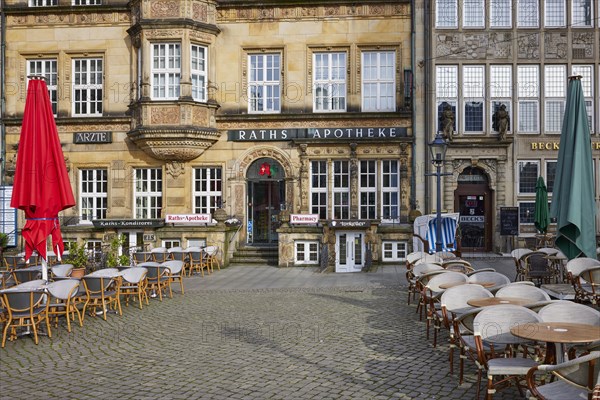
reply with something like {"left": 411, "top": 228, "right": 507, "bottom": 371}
{"left": 149, "top": 0, "right": 180, "bottom": 18}
{"left": 150, "top": 106, "right": 180, "bottom": 125}
{"left": 544, "top": 32, "right": 568, "bottom": 59}
{"left": 436, "top": 33, "right": 512, "bottom": 59}
{"left": 572, "top": 32, "right": 595, "bottom": 59}
{"left": 517, "top": 34, "right": 539, "bottom": 59}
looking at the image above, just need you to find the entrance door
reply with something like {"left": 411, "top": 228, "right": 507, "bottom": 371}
{"left": 246, "top": 157, "right": 286, "bottom": 245}
{"left": 335, "top": 232, "right": 364, "bottom": 273}
{"left": 454, "top": 167, "right": 493, "bottom": 252}
{"left": 119, "top": 231, "right": 144, "bottom": 254}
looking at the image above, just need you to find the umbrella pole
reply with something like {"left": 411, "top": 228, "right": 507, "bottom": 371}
{"left": 41, "top": 257, "right": 48, "bottom": 282}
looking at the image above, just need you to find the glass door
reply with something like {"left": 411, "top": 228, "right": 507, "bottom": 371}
{"left": 247, "top": 181, "right": 284, "bottom": 244}
{"left": 335, "top": 232, "right": 364, "bottom": 273}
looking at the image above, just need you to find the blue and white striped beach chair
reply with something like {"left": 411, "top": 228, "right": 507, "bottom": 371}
{"left": 426, "top": 217, "right": 458, "bottom": 254}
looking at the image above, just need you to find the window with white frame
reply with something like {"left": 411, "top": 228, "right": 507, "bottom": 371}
{"left": 332, "top": 161, "right": 350, "bottom": 219}
{"left": 152, "top": 43, "right": 181, "bottom": 100}
{"left": 310, "top": 161, "right": 328, "bottom": 219}
{"left": 86, "top": 240, "right": 102, "bottom": 260}
{"left": 73, "top": 58, "right": 103, "bottom": 116}
{"left": 518, "top": 201, "right": 535, "bottom": 224}
{"left": 463, "top": 66, "right": 484, "bottom": 133}
{"left": 362, "top": 51, "right": 395, "bottom": 112}
{"left": 545, "top": 0, "right": 565, "bottom": 27}
{"left": 30, "top": 0, "right": 57, "bottom": 5}
{"left": 162, "top": 239, "right": 181, "bottom": 249}
{"left": 248, "top": 53, "right": 281, "bottom": 113}
{"left": 517, "top": 0, "right": 539, "bottom": 27}
{"left": 313, "top": 52, "right": 346, "bottom": 112}
{"left": 435, "top": 0, "right": 457, "bottom": 28}
{"left": 544, "top": 65, "right": 566, "bottom": 134}
{"left": 359, "top": 161, "right": 377, "bottom": 220}
{"left": 518, "top": 160, "right": 539, "bottom": 194}
{"left": 295, "top": 241, "right": 319, "bottom": 265}
{"left": 193, "top": 167, "right": 222, "bottom": 215}
{"left": 436, "top": 66, "right": 457, "bottom": 134}
{"left": 381, "top": 160, "right": 400, "bottom": 223}
{"left": 517, "top": 65, "right": 539, "bottom": 133}
{"left": 463, "top": 0, "right": 484, "bottom": 28}
{"left": 72, "top": 0, "right": 101, "bottom": 4}
{"left": 134, "top": 168, "right": 162, "bottom": 219}
{"left": 572, "top": 65, "right": 594, "bottom": 133}
{"left": 191, "top": 44, "right": 207, "bottom": 102}
{"left": 545, "top": 160, "right": 557, "bottom": 193}
{"left": 381, "top": 241, "right": 407, "bottom": 262}
{"left": 572, "top": 0, "right": 593, "bottom": 27}
{"left": 27, "top": 59, "right": 58, "bottom": 115}
{"left": 490, "top": 65, "right": 512, "bottom": 133}
{"left": 490, "top": 0, "right": 512, "bottom": 27}
{"left": 80, "top": 169, "right": 107, "bottom": 222}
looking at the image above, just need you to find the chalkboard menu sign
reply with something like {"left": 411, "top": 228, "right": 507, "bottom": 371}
{"left": 500, "top": 207, "right": 519, "bottom": 236}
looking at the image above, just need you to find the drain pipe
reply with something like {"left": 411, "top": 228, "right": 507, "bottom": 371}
{"left": 409, "top": 0, "right": 416, "bottom": 216}
{"left": 423, "top": 0, "right": 432, "bottom": 215}
{"left": 0, "top": 0, "right": 6, "bottom": 185}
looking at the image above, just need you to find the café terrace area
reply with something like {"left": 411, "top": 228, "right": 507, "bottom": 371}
{"left": 0, "top": 245, "right": 599, "bottom": 399}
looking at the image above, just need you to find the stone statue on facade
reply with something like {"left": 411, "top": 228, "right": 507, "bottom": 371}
{"left": 492, "top": 104, "right": 510, "bottom": 141}
{"left": 441, "top": 104, "right": 454, "bottom": 141}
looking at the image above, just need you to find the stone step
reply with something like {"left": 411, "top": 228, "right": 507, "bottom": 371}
{"left": 230, "top": 246, "right": 279, "bottom": 266}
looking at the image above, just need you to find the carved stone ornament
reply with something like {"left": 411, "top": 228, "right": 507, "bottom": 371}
{"left": 128, "top": 128, "right": 219, "bottom": 162}
{"left": 166, "top": 161, "right": 185, "bottom": 178}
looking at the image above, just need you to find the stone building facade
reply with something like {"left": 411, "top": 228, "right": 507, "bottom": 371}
{"left": 417, "top": 0, "right": 600, "bottom": 253}
{"left": 1, "top": 0, "right": 414, "bottom": 271}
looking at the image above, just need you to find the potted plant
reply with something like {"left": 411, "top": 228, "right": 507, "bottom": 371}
{"left": 63, "top": 240, "right": 89, "bottom": 279}
{"left": 0, "top": 233, "right": 9, "bottom": 259}
{"left": 106, "top": 234, "right": 130, "bottom": 268}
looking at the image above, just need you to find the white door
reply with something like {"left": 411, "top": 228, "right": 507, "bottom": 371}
{"left": 335, "top": 232, "right": 364, "bottom": 273}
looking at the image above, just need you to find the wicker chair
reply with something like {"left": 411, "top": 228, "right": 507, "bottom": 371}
{"left": 467, "top": 271, "right": 511, "bottom": 293}
{"left": 526, "top": 351, "right": 600, "bottom": 400}
{"left": 1, "top": 287, "right": 52, "bottom": 347}
{"left": 495, "top": 284, "right": 552, "bottom": 303}
{"left": 524, "top": 251, "right": 558, "bottom": 285}
{"left": 46, "top": 279, "right": 82, "bottom": 333}
{"left": 565, "top": 258, "right": 600, "bottom": 303}
{"left": 120, "top": 267, "right": 148, "bottom": 309}
{"left": 161, "top": 260, "right": 185, "bottom": 295}
{"left": 511, "top": 248, "right": 533, "bottom": 281}
{"left": 81, "top": 275, "right": 122, "bottom": 321}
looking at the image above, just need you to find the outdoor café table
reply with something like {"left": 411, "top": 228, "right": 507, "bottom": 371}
{"left": 466, "top": 297, "right": 531, "bottom": 307}
{"left": 439, "top": 281, "right": 496, "bottom": 289}
{"left": 510, "top": 322, "right": 600, "bottom": 364}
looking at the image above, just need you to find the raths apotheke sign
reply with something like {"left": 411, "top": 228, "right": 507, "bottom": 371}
{"left": 228, "top": 127, "right": 408, "bottom": 141}
{"left": 165, "top": 214, "right": 211, "bottom": 224}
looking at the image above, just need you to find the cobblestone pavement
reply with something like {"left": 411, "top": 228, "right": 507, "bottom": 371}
{"left": 0, "top": 258, "right": 523, "bottom": 400}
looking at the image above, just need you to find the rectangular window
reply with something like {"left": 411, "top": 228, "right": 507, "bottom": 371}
{"left": 249, "top": 53, "right": 281, "bottom": 113}
{"left": 193, "top": 167, "right": 222, "bottom": 215}
{"left": 436, "top": 66, "right": 457, "bottom": 134}
{"left": 162, "top": 239, "right": 181, "bottom": 249}
{"left": 191, "top": 44, "right": 207, "bottom": 102}
{"left": 134, "top": 168, "right": 162, "bottom": 219}
{"left": 517, "top": 0, "right": 539, "bottom": 27}
{"left": 359, "top": 161, "right": 377, "bottom": 220}
{"left": 572, "top": 0, "right": 593, "bottom": 27}
{"left": 295, "top": 241, "right": 319, "bottom": 265}
{"left": 80, "top": 169, "right": 107, "bottom": 223}
{"left": 544, "top": 65, "right": 566, "bottom": 133}
{"left": 518, "top": 160, "right": 539, "bottom": 194}
{"left": 381, "top": 160, "right": 400, "bottom": 223}
{"left": 332, "top": 161, "right": 350, "bottom": 219}
{"left": 73, "top": 58, "right": 103, "bottom": 116}
{"left": 152, "top": 43, "right": 181, "bottom": 100}
{"left": 490, "top": 0, "right": 512, "bottom": 27}
{"left": 436, "top": 0, "right": 458, "bottom": 28}
{"left": 572, "top": 65, "right": 594, "bottom": 133}
{"left": 30, "top": 0, "right": 57, "bottom": 5}
{"left": 362, "top": 51, "right": 395, "bottom": 112}
{"left": 381, "top": 241, "right": 407, "bottom": 262}
{"left": 545, "top": 0, "right": 565, "bottom": 27}
{"left": 463, "top": 0, "right": 484, "bottom": 28}
{"left": 518, "top": 201, "right": 536, "bottom": 224}
{"left": 490, "top": 65, "right": 512, "bottom": 134}
{"left": 72, "top": 0, "right": 102, "bottom": 4}
{"left": 518, "top": 65, "right": 539, "bottom": 133}
{"left": 313, "top": 52, "right": 346, "bottom": 112}
{"left": 463, "top": 66, "right": 484, "bottom": 133}
{"left": 545, "top": 161, "right": 557, "bottom": 193}
{"left": 310, "top": 161, "right": 328, "bottom": 220}
{"left": 27, "top": 59, "right": 58, "bottom": 115}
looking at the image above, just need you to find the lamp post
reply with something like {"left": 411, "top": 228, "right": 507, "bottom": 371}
{"left": 426, "top": 134, "right": 451, "bottom": 252}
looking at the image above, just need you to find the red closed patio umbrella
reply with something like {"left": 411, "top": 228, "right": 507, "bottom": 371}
{"left": 10, "top": 76, "right": 75, "bottom": 280}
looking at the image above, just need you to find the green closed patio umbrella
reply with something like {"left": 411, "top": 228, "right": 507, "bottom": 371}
{"left": 534, "top": 176, "right": 549, "bottom": 235}
{"left": 550, "top": 76, "right": 597, "bottom": 260}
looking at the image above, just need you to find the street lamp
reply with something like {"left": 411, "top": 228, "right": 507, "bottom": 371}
{"left": 426, "top": 133, "right": 451, "bottom": 252}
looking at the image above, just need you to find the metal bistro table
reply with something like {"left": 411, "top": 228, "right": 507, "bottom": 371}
{"left": 510, "top": 322, "right": 600, "bottom": 364}
{"left": 466, "top": 297, "right": 532, "bottom": 307}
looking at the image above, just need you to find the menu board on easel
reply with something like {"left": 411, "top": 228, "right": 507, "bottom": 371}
{"left": 500, "top": 207, "right": 519, "bottom": 236}
{"left": 0, "top": 186, "right": 17, "bottom": 247}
